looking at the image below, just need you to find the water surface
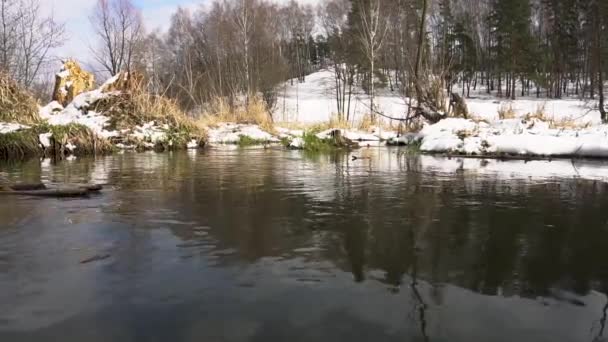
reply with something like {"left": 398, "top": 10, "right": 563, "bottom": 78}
{"left": 2, "top": 148, "right": 608, "bottom": 342}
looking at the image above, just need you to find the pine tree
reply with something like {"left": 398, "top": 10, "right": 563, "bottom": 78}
{"left": 489, "top": 0, "right": 534, "bottom": 99}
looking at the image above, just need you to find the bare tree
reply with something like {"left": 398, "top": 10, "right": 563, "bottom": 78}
{"left": 0, "top": 0, "right": 18, "bottom": 72}
{"left": 355, "top": 0, "right": 387, "bottom": 121}
{"left": 17, "top": 0, "right": 64, "bottom": 87}
{"left": 233, "top": 0, "right": 254, "bottom": 101}
{"left": 319, "top": 0, "right": 353, "bottom": 121}
{"left": 0, "top": 0, "right": 64, "bottom": 88}
{"left": 90, "top": 0, "right": 144, "bottom": 76}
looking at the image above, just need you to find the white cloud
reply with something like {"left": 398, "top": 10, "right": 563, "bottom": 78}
{"left": 40, "top": 0, "right": 97, "bottom": 65}
{"left": 140, "top": 2, "right": 201, "bottom": 33}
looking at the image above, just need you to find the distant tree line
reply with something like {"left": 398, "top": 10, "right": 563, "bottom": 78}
{"left": 123, "top": 0, "right": 606, "bottom": 120}
{"left": 1, "top": 0, "right": 606, "bottom": 122}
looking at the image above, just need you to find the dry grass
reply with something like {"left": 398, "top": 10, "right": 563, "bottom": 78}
{"left": 0, "top": 72, "right": 40, "bottom": 124}
{"left": 497, "top": 103, "right": 517, "bottom": 120}
{"left": 199, "top": 96, "right": 274, "bottom": 132}
{"left": 357, "top": 114, "right": 375, "bottom": 130}
{"left": 0, "top": 129, "right": 40, "bottom": 159}
{"left": 523, "top": 103, "right": 549, "bottom": 121}
{"left": 91, "top": 84, "right": 206, "bottom": 143}
{"left": 517, "top": 103, "right": 590, "bottom": 130}
{"left": 44, "top": 123, "right": 114, "bottom": 156}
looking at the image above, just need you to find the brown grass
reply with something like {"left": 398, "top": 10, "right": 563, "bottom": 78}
{"left": 91, "top": 84, "right": 206, "bottom": 142}
{"left": 199, "top": 96, "right": 274, "bottom": 132}
{"left": 497, "top": 103, "right": 517, "bottom": 120}
{"left": 523, "top": 103, "right": 548, "bottom": 121}
{"left": 0, "top": 72, "right": 40, "bottom": 124}
{"left": 521, "top": 103, "right": 590, "bottom": 130}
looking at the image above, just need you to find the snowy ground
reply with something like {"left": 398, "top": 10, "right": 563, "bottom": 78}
{"left": 2, "top": 68, "right": 606, "bottom": 159}
{"left": 409, "top": 117, "right": 608, "bottom": 158}
{"left": 274, "top": 69, "right": 602, "bottom": 126}
{"left": 272, "top": 69, "right": 608, "bottom": 158}
{"left": 274, "top": 70, "right": 406, "bottom": 124}
{"left": 207, "top": 123, "right": 279, "bottom": 144}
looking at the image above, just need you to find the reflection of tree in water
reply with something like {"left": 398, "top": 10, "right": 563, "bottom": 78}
{"left": 593, "top": 299, "right": 608, "bottom": 342}
{"left": 97, "top": 150, "right": 608, "bottom": 303}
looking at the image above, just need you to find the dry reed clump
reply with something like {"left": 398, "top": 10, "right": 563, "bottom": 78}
{"left": 357, "top": 114, "right": 375, "bottom": 130}
{"left": 523, "top": 103, "right": 548, "bottom": 121}
{"left": 0, "top": 129, "right": 40, "bottom": 160}
{"left": 521, "top": 103, "right": 589, "bottom": 129}
{"left": 498, "top": 103, "right": 517, "bottom": 120}
{"left": 0, "top": 72, "right": 40, "bottom": 125}
{"left": 199, "top": 96, "right": 274, "bottom": 132}
{"left": 91, "top": 76, "right": 206, "bottom": 145}
{"left": 43, "top": 123, "right": 114, "bottom": 156}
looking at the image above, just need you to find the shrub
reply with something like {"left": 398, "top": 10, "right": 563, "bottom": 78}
{"left": 0, "top": 129, "right": 40, "bottom": 159}
{"left": 0, "top": 72, "right": 40, "bottom": 124}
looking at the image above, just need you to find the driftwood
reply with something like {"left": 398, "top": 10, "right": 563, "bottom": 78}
{"left": 0, "top": 182, "right": 103, "bottom": 197}
{"left": 80, "top": 254, "right": 111, "bottom": 264}
{"left": 4, "top": 188, "right": 91, "bottom": 197}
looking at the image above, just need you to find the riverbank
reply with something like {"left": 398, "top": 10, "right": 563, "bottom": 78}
{"left": 1, "top": 66, "right": 607, "bottom": 162}
{"left": 0, "top": 63, "right": 205, "bottom": 160}
{"left": 6, "top": 115, "right": 608, "bottom": 161}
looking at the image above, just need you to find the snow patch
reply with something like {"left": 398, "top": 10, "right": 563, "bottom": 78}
{"left": 288, "top": 137, "right": 304, "bottom": 149}
{"left": 0, "top": 122, "right": 29, "bottom": 134}
{"left": 187, "top": 139, "right": 199, "bottom": 149}
{"left": 207, "top": 123, "right": 278, "bottom": 144}
{"left": 418, "top": 118, "right": 608, "bottom": 158}
{"left": 39, "top": 133, "right": 52, "bottom": 148}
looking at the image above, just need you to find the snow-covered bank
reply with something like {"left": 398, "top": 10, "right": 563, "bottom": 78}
{"left": 207, "top": 123, "right": 279, "bottom": 144}
{"left": 274, "top": 70, "right": 601, "bottom": 125}
{"left": 413, "top": 118, "right": 608, "bottom": 158}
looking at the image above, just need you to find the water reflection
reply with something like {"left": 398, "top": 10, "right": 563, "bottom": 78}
{"left": 1, "top": 148, "right": 608, "bottom": 341}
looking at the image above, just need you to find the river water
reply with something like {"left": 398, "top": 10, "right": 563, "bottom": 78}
{"left": 2, "top": 148, "right": 608, "bottom": 341}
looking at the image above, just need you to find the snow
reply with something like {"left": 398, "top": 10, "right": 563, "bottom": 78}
{"left": 187, "top": 139, "right": 199, "bottom": 149}
{"left": 275, "top": 69, "right": 602, "bottom": 128}
{"left": 315, "top": 128, "right": 391, "bottom": 142}
{"left": 386, "top": 133, "right": 420, "bottom": 146}
{"left": 65, "top": 142, "right": 76, "bottom": 151}
{"left": 39, "top": 101, "right": 63, "bottom": 117}
{"left": 39, "top": 83, "right": 119, "bottom": 139}
{"left": 39, "top": 133, "right": 52, "bottom": 148}
{"left": 288, "top": 137, "right": 304, "bottom": 149}
{"left": 276, "top": 127, "right": 304, "bottom": 138}
{"left": 207, "top": 123, "right": 279, "bottom": 144}
{"left": 130, "top": 121, "right": 168, "bottom": 143}
{"left": 416, "top": 117, "right": 608, "bottom": 158}
{"left": 465, "top": 95, "right": 599, "bottom": 124}
{"left": 275, "top": 69, "right": 407, "bottom": 124}
{"left": 0, "top": 122, "right": 28, "bottom": 134}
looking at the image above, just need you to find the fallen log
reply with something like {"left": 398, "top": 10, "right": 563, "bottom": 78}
{"left": 9, "top": 183, "right": 46, "bottom": 191}
{"left": 2, "top": 187, "right": 91, "bottom": 197}
{"left": 0, "top": 182, "right": 103, "bottom": 197}
{"left": 8, "top": 183, "right": 103, "bottom": 192}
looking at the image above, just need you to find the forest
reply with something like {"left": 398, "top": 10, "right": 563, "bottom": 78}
{"left": 1, "top": 0, "right": 607, "bottom": 124}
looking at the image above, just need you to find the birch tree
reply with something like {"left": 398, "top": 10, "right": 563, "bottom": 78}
{"left": 354, "top": 0, "right": 387, "bottom": 121}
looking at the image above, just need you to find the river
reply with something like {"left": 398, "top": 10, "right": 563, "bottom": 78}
{"left": 1, "top": 148, "right": 608, "bottom": 341}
